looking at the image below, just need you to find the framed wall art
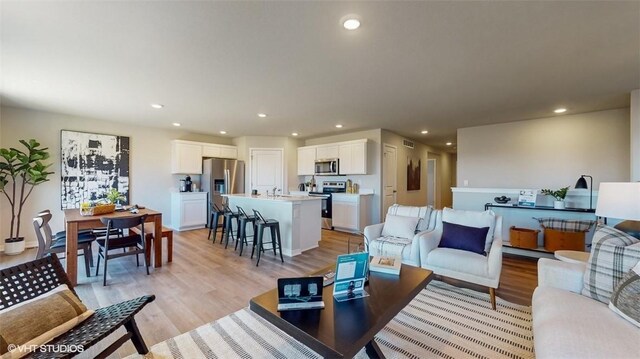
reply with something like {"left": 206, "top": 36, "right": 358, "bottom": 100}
{"left": 407, "top": 156, "right": 421, "bottom": 191}
{"left": 60, "top": 130, "right": 130, "bottom": 209}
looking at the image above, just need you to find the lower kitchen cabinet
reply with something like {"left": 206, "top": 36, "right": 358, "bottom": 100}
{"left": 171, "top": 192, "right": 208, "bottom": 231}
{"left": 331, "top": 193, "right": 372, "bottom": 233}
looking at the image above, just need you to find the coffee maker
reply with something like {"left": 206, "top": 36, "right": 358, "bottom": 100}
{"left": 180, "top": 176, "right": 193, "bottom": 192}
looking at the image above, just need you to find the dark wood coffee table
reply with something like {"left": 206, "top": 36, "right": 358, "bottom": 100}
{"left": 250, "top": 264, "right": 434, "bottom": 358}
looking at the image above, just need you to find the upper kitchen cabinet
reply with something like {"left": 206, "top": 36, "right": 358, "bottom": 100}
{"left": 315, "top": 144, "right": 339, "bottom": 160}
{"left": 339, "top": 139, "right": 367, "bottom": 175}
{"left": 297, "top": 146, "right": 316, "bottom": 175}
{"left": 172, "top": 140, "right": 203, "bottom": 174}
{"left": 172, "top": 140, "right": 238, "bottom": 174}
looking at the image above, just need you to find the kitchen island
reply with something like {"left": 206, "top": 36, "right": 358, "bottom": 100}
{"left": 223, "top": 194, "right": 322, "bottom": 257}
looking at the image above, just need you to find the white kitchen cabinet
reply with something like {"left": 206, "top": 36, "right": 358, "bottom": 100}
{"left": 171, "top": 141, "right": 203, "bottom": 174}
{"left": 203, "top": 144, "right": 237, "bottom": 159}
{"left": 202, "top": 144, "right": 221, "bottom": 158}
{"left": 316, "top": 145, "right": 339, "bottom": 160}
{"left": 219, "top": 145, "right": 238, "bottom": 159}
{"left": 170, "top": 192, "right": 208, "bottom": 231}
{"left": 331, "top": 193, "right": 373, "bottom": 233}
{"left": 297, "top": 146, "right": 317, "bottom": 175}
{"left": 338, "top": 140, "right": 367, "bottom": 175}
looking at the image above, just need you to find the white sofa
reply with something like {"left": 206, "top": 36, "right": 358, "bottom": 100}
{"left": 364, "top": 204, "right": 437, "bottom": 267}
{"left": 533, "top": 258, "right": 640, "bottom": 359}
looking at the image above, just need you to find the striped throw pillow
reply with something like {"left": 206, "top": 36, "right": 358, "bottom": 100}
{"left": 582, "top": 224, "right": 640, "bottom": 303}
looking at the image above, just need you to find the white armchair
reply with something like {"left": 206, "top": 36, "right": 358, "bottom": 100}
{"left": 364, "top": 204, "right": 437, "bottom": 267}
{"left": 419, "top": 208, "right": 503, "bottom": 309}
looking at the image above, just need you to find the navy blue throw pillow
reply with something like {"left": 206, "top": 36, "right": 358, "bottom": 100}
{"left": 438, "top": 221, "right": 490, "bottom": 255}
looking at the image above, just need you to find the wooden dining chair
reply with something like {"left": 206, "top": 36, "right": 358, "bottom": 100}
{"left": 96, "top": 214, "right": 149, "bottom": 286}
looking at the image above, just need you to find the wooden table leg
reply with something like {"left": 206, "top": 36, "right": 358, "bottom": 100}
{"left": 65, "top": 221, "right": 79, "bottom": 287}
{"left": 154, "top": 215, "right": 162, "bottom": 268}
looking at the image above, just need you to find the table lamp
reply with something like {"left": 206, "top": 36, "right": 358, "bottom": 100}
{"left": 575, "top": 175, "right": 593, "bottom": 210}
{"left": 595, "top": 182, "right": 640, "bottom": 238}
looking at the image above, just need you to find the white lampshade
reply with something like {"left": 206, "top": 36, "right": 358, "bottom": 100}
{"left": 595, "top": 182, "right": 640, "bottom": 220}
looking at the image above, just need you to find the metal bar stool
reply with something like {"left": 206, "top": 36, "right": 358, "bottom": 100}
{"left": 251, "top": 209, "right": 284, "bottom": 266}
{"left": 223, "top": 205, "right": 241, "bottom": 249}
{"left": 208, "top": 202, "right": 226, "bottom": 243}
{"left": 235, "top": 206, "right": 257, "bottom": 256}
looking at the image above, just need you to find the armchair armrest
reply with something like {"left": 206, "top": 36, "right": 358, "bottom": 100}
{"left": 418, "top": 229, "right": 442, "bottom": 268}
{"left": 363, "top": 222, "right": 385, "bottom": 248}
{"left": 487, "top": 236, "right": 502, "bottom": 281}
{"left": 537, "top": 258, "right": 585, "bottom": 293}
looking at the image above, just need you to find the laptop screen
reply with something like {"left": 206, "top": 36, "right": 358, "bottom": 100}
{"left": 277, "top": 277, "right": 324, "bottom": 305}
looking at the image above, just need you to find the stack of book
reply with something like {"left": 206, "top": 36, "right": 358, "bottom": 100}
{"left": 369, "top": 256, "right": 401, "bottom": 275}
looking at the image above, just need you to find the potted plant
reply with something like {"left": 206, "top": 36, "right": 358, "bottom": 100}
{"left": 541, "top": 186, "right": 570, "bottom": 209}
{"left": 104, "top": 188, "right": 126, "bottom": 205}
{"left": 0, "top": 139, "right": 53, "bottom": 255}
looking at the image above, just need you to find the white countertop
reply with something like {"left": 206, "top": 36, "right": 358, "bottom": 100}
{"left": 222, "top": 193, "right": 322, "bottom": 202}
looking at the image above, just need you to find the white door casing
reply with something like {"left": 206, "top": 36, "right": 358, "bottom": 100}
{"left": 250, "top": 148, "right": 284, "bottom": 195}
{"left": 427, "top": 158, "right": 436, "bottom": 208}
{"left": 382, "top": 144, "right": 397, "bottom": 220}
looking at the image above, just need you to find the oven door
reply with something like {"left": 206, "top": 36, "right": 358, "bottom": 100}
{"left": 309, "top": 193, "right": 332, "bottom": 229}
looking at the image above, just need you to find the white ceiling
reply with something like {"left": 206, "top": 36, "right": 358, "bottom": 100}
{"left": 1, "top": 1, "right": 638, "bottom": 151}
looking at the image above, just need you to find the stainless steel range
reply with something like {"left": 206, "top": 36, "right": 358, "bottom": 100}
{"left": 309, "top": 181, "right": 346, "bottom": 230}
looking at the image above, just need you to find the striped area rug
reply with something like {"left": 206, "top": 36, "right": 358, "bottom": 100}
{"left": 130, "top": 281, "right": 534, "bottom": 359}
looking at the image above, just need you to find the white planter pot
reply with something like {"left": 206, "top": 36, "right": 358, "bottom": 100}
{"left": 4, "top": 239, "right": 25, "bottom": 255}
{"left": 553, "top": 200, "right": 565, "bottom": 209}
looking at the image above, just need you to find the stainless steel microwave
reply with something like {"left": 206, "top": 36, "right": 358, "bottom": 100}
{"left": 314, "top": 158, "right": 339, "bottom": 175}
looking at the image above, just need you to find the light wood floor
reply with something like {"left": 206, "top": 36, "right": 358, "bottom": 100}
{"left": 0, "top": 228, "right": 538, "bottom": 358}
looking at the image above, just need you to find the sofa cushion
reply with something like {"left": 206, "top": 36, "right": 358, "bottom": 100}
{"left": 439, "top": 221, "right": 489, "bottom": 255}
{"left": 0, "top": 284, "right": 94, "bottom": 357}
{"left": 582, "top": 224, "right": 640, "bottom": 303}
{"left": 369, "top": 236, "right": 413, "bottom": 262}
{"left": 442, "top": 208, "right": 496, "bottom": 253}
{"left": 609, "top": 260, "right": 640, "bottom": 328}
{"left": 387, "top": 205, "right": 433, "bottom": 232}
{"left": 381, "top": 214, "right": 420, "bottom": 240}
{"left": 427, "top": 248, "right": 488, "bottom": 277}
{"left": 533, "top": 286, "right": 640, "bottom": 359}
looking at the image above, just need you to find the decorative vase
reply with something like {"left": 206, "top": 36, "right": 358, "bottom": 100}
{"left": 553, "top": 200, "right": 565, "bottom": 209}
{"left": 4, "top": 237, "right": 25, "bottom": 255}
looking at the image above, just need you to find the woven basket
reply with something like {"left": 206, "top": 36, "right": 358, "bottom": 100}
{"left": 80, "top": 204, "right": 116, "bottom": 216}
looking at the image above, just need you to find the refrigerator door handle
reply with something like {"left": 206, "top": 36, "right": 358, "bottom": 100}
{"left": 224, "top": 169, "right": 230, "bottom": 195}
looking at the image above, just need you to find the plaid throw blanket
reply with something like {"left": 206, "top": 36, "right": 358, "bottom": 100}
{"left": 370, "top": 236, "right": 412, "bottom": 258}
{"left": 535, "top": 217, "right": 595, "bottom": 232}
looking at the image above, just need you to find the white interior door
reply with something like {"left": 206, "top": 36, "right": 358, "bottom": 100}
{"left": 382, "top": 144, "right": 397, "bottom": 220}
{"left": 250, "top": 148, "right": 284, "bottom": 195}
{"left": 427, "top": 159, "right": 436, "bottom": 207}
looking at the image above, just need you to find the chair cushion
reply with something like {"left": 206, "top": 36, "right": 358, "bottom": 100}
{"left": 387, "top": 205, "right": 433, "bottom": 232}
{"left": 438, "top": 221, "right": 489, "bottom": 255}
{"left": 442, "top": 208, "right": 496, "bottom": 253}
{"left": 381, "top": 215, "right": 420, "bottom": 239}
{"left": 582, "top": 224, "right": 640, "bottom": 303}
{"left": 0, "top": 284, "right": 94, "bottom": 357}
{"left": 427, "top": 248, "right": 489, "bottom": 277}
{"left": 369, "top": 236, "right": 413, "bottom": 261}
{"left": 609, "top": 260, "right": 640, "bottom": 328}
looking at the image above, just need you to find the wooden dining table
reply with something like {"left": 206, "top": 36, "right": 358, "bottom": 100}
{"left": 63, "top": 208, "right": 163, "bottom": 286}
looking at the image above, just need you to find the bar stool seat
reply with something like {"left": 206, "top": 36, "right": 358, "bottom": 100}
{"left": 251, "top": 209, "right": 284, "bottom": 266}
{"left": 235, "top": 206, "right": 257, "bottom": 256}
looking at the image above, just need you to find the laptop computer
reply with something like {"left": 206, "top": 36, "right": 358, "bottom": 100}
{"left": 277, "top": 276, "right": 325, "bottom": 311}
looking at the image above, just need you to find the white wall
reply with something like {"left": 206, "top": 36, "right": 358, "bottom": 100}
{"left": 457, "top": 108, "right": 630, "bottom": 189}
{"left": 304, "top": 129, "right": 383, "bottom": 223}
{"left": 631, "top": 90, "right": 640, "bottom": 181}
{"left": 0, "top": 106, "right": 229, "bottom": 248}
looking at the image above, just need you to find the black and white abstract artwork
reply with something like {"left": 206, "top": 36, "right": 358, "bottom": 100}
{"left": 60, "top": 130, "right": 130, "bottom": 209}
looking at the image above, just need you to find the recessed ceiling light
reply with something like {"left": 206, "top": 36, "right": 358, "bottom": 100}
{"left": 150, "top": 103, "right": 164, "bottom": 109}
{"left": 421, "top": 130, "right": 429, "bottom": 134}
{"left": 335, "top": 124, "right": 343, "bottom": 128}
{"left": 219, "top": 131, "right": 227, "bottom": 134}
{"left": 257, "top": 113, "right": 267, "bottom": 118}
{"left": 291, "top": 132, "right": 299, "bottom": 136}
{"left": 172, "top": 122, "right": 181, "bottom": 127}
{"left": 446, "top": 142, "right": 453, "bottom": 146}
{"left": 342, "top": 16, "right": 361, "bottom": 30}
{"left": 554, "top": 108, "right": 567, "bottom": 114}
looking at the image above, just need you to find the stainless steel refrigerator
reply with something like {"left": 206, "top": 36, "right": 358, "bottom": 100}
{"left": 201, "top": 159, "right": 245, "bottom": 225}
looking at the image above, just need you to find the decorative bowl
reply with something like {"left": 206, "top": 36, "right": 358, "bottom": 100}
{"left": 494, "top": 196, "right": 511, "bottom": 204}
